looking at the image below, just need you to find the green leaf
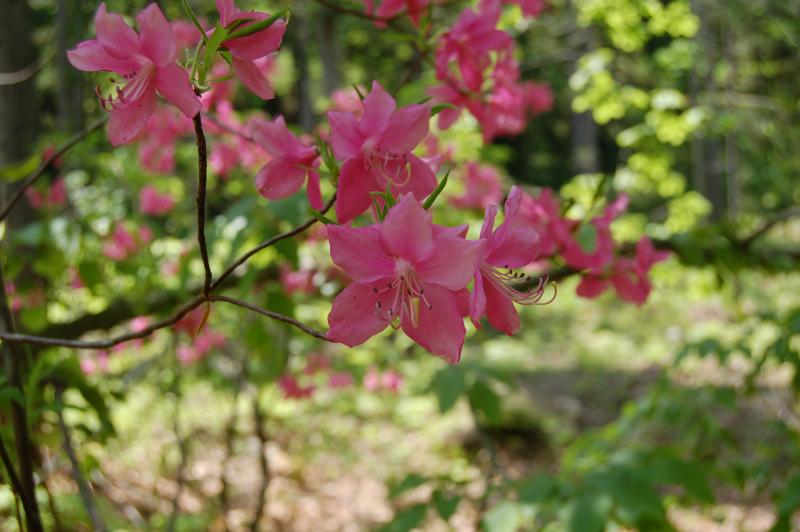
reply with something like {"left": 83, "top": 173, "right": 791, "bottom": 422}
{"left": 431, "top": 103, "right": 457, "bottom": 116}
{"left": 353, "top": 84, "right": 366, "bottom": 100}
{"left": 423, "top": 169, "right": 451, "bottom": 209}
{"left": 0, "top": 152, "right": 39, "bottom": 182}
{"left": 566, "top": 493, "right": 610, "bottom": 532}
{"left": 202, "top": 23, "right": 229, "bottom": 82}
{"left": 482, "top": 501, "right": 520, "bottom": 532}
{"left": 468, "top": 379, "right": 502, "bottom": 425}
{"left": 430, "top": 366, "right": 465, "bottom": 413}
{"left": 308, "top": 207, "right": 338, "bottom": 225}
{"left": 432, "top": 490, "right": 460, "bottom": 521}
{"left": 518, "top": 474, "right": 557, "bottom": 504}
{"left": 180, "top": 0, "right": 208, "bottom": 44}
{"left": 389, "top": 473, "right": 427, "bottom": 499}
{"left": 380, "top": 504, "right": 427, "bottom": 532}
{"left": 226, "top": 8, "right": 290, "bottom": 40}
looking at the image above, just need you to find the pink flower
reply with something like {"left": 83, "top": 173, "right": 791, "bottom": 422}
{"left": 25, "top": 178, "right": 67, "bottom": 209}
{"left": 278, "top": 375, "right": 315, "bottom": 399}
{"left": 303, "top": 353, "right": 332, "bottom": 375}
{"left": 174, "top": 306, "right": 210, "bottom": 336}
{"left": 482, "top": 0, "right": 547, "bottom": 18}
{"left": 328, "top": 81, "right": 436, "bottom": 222}
{"left": 172, "top": 20, "right": 203, "bottom": 50}
{"left": 381, "top": 370, "right": 403, "bottom": 392}
{"left": 137, "top": 106, "right": 193, "bottom": 173}
{"left": 209, "top": 141, "right": 240, "bottom": 178}
{"left": 102, "top": 224, "right": 152, "bottom": 261}
{"left": 517, "top": 188, "right": 575, "bottom": 257}
{"left": 326, "top": 194, "right": 484, "bottom": 362}
{"left": 328, "top": 372, "right": 355, "bottom": 389}
{"left": 363, "top": 0, "right": 430, "bottom": 26}
{"left": 450, "top": 163, "right": 503, "bottom": 211}
{"left": 561, "top": 195, "right": 628, "bottom": 274}
{"left": 215, "top": 0, "right": 286, "bottom": 99}
{"left": 329, "top": 87, "right": 365, "bottom": 118}
{"left": 251, "top": 116, "right": 323, "bottom": 210}
{"left": 177, "top": 328, "right": 225, "bottom": 365}
{"left": 68, "top": 4, "right": 201, "bottom": 146}
{"left": 364, "top": 367, "right": 381, "bottom": 391}
{"left": 281, "top": 265, "right": 316, "bottom": 296}
{"left": 139, "top": 185, "right": 175, "bottom": 215}
{"left": 576, "top": 238, "right": 669, "bottom": 305}
{"left": 470, "top": 187, "right": 542, "bottom": 335}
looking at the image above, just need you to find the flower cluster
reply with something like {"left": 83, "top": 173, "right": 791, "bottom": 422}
{"left": 430, "top": 0, "right": 553, "bottom": 141}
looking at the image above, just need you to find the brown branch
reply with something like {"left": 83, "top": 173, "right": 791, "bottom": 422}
{"left": 0, "top": 436, "right": 25, "bottom": 515}
{"left": 0, "top": 116, "right": 107, "bottom": 222}
{"left": 210, "top": 295, "right": 329, "bottom": 340}
{"left": 0, "top": 296, "right": 205, "bottom": 349}
{"left": 210, "top": 194, "right": 336, "bottom": 291}
{"left": 740, "top": 206, "right": 800, "bottom": 247}
{"left": 193, "top": 114, "right": 213, "bottom": 296}
{"left": 56, "top": 391, "right": 107, "bottom": 532}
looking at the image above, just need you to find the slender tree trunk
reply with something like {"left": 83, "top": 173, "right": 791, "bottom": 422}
{"left": 287, "top": 0, "right": 314, "bottom": 131}
{"left": 317, "top": 11, "right": 342, "bottom": 95}
{"left": 0, "top": 2, "right": 44, "bottom": 531}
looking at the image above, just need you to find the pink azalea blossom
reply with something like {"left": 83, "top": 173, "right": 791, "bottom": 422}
{"left": 103, "top": 224, "right": 152, "bottom": 261}
{"left": 251, "top": 116, "right": 323, "bottom": 209}
{"left": 364, "top": 367, "right": 381, "bottom": 392}
{"left": 380, "top": 370, "right": 403, "bottom": 392}
{"left": 328, "top": 81, "right": 436, "bottom": 222}
{"left": 5, "top": 282, "right": 22, "bottom": 313}
{"left": 326, "top": 194, "right": 484, "bottom": 362}
{"left": 517, "top": 188, "right": 576, "bottom": 257}
{"left": 281, "top": 265, "right": 316, "bottom": 296}
{"left": 328, "top": 372, "right": 355, "bottom": 389}
{"left": 80, "top": 351, "right": 109, "bottom": 376}
{"left": 470, "top": 186, "right": 542, "bottom": 335}
{"left": 561, "top": 195, "right": 628, "bottom": 274}
{"left": 450, "top": 163, "right": 504, "bottom": 211}
{"left": 174, "top": 305, "right": 210, "bottom": 336}
{"left": 215, "top": 0, "right": 286, "bottom": 99}
{"left": 363, "top": 0, "right": 430, "bottom": 26}
{"left": 139, "top": 185, "right": 175, "bottom": 215}
{"left": 576, "top": 238, "right": 669, "bottom": 305}
{"left": 177, "top": 328, "right": 225, "bottom": 365}
{"left": 481, "top": 0, "right": 547, "bottom": 18}
{"left": 329, "top": 87, "right": 365, "bottom": 118}
{"left": 278, "top": 375, "right": 315, "bottom": 399}
{"left": 68, "top": 4, "right": 201, "bottom": 146}
{"left": 209, "top": 141, "right": 240, "bottom": 178}
{"left": 172, "top": 20, "right": 203, "bottom": 50}
{"left": 137, "top": 106, "right": 193, "bottom": 173}
{"left": 26, "top": 178, "right": 67, "bottom": 209}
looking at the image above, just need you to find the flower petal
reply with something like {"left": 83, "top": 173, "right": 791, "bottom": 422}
{"left": 328, "top": 111, "right": 364, "bottom": 160}
{"left": 232, "top": 57, "right": 275, "bottom": 100}
{"left": 327, "top": 281, "right": 391, "bottom": 347}
{"left": 389, "top": 155, "right": 437, "bottom": 201}
{"left": 336, "top": 158, "right": 376, "bottom": 222}
{"left": 306, "top": 168, "right": 324, "bottom": 210}
{"left": 156, "top": 63, "right": 201, "bottom": 118}
{"left": 416, "top": 236, "right": 484, "bottom": 290}
{"left": 136, "top": 4, "right": 176, "bottom": 67}
{"left": 483, "top": 276, "right": 520, "bottom": 335}
{"left": 360, "top": 81, "right": 395, "bottom": 137}
{"left": 486, "top": 226, "right": 539, "bottom": 269}
{"left": 376, "top": 104, "right": 430, "bottom": 153}
{"left": 469, "top": 271, "right": 487, "bottom": 325}
{"left": 401, "top": 284, "right": 467, "bottom": 363}
{"left": 107, "top": 84, "right": 157, "bottom": 146}
{"left": 327, "top": 225, "right": 395, "bottom": 282}
{"left": 95, "top": 3, "right": 141, "bottom": 55}
{"left": 67, "top": 40, "right": 136, "bottom": 72}
{"left": 226, "top": 19, "right": 286, "bottom": 61}
{"left": 575, "top": 276, "right": 609, "bottom": 299}
{"left": 255, "top": 159, "right": 306, "bottom": 200}
{"left": 216, "top": 0, "right": 236, "bottom": 25}
{"left": 380, "top": 193, "right": 434, "bottom": 261}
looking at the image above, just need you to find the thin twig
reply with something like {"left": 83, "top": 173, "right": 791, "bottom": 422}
{"left": 0, "top": 296, "right": 206, "bottom": 349}
{"left": 211, "top": 194, "right": 336, "bottom": 291}
{"left": 56, "top": 391, "right": 107, "bottom": 532}
{"left": 210, "top": 295, "right": 329, "bottom": 340}
{"left": 193, "top": 114, "right": 214, "bottom": 296}
{"left": 0, "top": 436, "right": 26, "bottom": 515}
{"left": 249, "top": 393, "right": 270, "bottom": 532}
{"left": 740, "top": 206, "right": 800, "bottom": 247}
{"left": 0, "top": 116, "right": 107, "bottom": 222}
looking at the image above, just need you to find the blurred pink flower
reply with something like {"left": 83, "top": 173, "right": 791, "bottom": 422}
{"left": 450, "top": 163, "right": 503, "bottom": 211}
{"left": 139, "top": 185, "right": 175, "bottom": 215}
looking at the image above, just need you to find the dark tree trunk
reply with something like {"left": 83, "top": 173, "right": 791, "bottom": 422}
{"left": 55, "top": 0, "right": 87, "bottom": 133}
{"left": 317, "top": 11, "right": 342, "bottom": 95}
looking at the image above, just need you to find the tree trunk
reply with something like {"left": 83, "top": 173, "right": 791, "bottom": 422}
{"left": 55, "top": 0, "right": 86, "bottom": 132}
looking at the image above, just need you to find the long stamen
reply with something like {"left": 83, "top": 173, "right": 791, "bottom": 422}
{"left": 484, "top": 265, "right": 557, "bottom": 306}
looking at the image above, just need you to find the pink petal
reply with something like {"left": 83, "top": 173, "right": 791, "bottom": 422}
{"left": 575, "top": 276, "right": 609, "bottom": 299}
{"left": 232, "top": 57, "right": 275, "bottom": 99}
{"left": 255, "top": 159, "right": 306, "bottom": 200}
{"left": 95, "top": 3, "right": 141, "bottom": 55}
{"left": 434, "top": 223, "right": 469, "bottom": 239}
{"left": 416, "top": 236, "right": 485, "bottom": 290}
{"left": 327, "top": 281, "right": 391, "bottom": 347}
{"left": 360, "top": 81, "right": 396, "bottom": 137}
{"left": 483, "top": 275, "right": 521, "bottom": 335}
{"left": 390, "top": 155, "right": 437, "bottom": 201}
{"left": 216, "top": 0, "right": 236, "bottom": 26}
{"left": 469, "top": 271, "right": 486, "bottom": 325}
{"left": 306, "top": 169, "right": 324, "bottom": 210}
{"left": 376, "top": 104, "right": 430, "bottom": 153}
{"left": 226, "top": 19, "right": 286, "bottom": 61}
{"left": 375, "top": 0, "right": 406, "bottom": 19}
{"left": 480, "top": 204, "right": 498, "bottom": 240}
{"left": 328, "top": 111, "right": 364, "bottom": 160}
{"left": 67, "top": 40, "right": 137, "bottom": 72}
{"left": 401, "top": 284, "right": 467, "bottom": 363}
{"left": 156, "top": 63, "right": 201, "bottom": 118}
{"left": 380, "top": 193, "right": 434, "bottom": 261}
{"left": 328, "top": 224, "right": 395, "bottom": 281}
{"left": 486, "top": 226, "right": 539, "bottom": 269}
{"left": 611, "top": 271, "right": 649, "bottom": 305}
{"left": 251, "top": 116, "right": 313, "bottom": 159}
{"left": 136, "top": 4, "right": 176, "bottom": 68}
{"left": 107, "top": 84, "right": 157, "bottom": 146}
{"left": 336, "top": 158, "right": 377, "bottom": 222}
